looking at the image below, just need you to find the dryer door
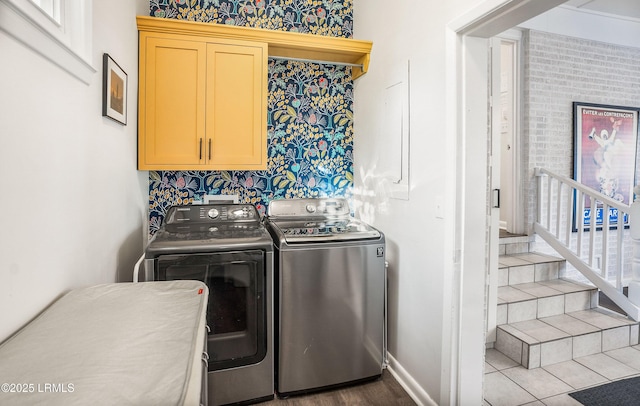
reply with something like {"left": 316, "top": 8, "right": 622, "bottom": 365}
{"left": 155, "top": 250, "right": 267, "bottom": 371}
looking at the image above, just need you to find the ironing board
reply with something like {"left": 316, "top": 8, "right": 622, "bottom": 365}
{"left": 0, "top": 281, "right": 208, "bottom": 406}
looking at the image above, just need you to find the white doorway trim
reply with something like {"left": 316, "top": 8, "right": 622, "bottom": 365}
{"left": 443, "top": 1, "right": 566, "bottom": 405}
{"left": 496, "top": 31, "right": 525, "bottom": 235}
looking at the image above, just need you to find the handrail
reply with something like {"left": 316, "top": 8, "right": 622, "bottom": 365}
{"left": 534, "top": 167, "right": 639, "bottom": 321}
{"left": 535, "top": 168, "right": 630, "bottom": 212}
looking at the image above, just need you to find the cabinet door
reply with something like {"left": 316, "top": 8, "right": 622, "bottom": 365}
{"left": 206, "top": 41, "right": 267, "bottom": 170}
{"left": 139, "top": 35, "right": 207, "bottom": 169}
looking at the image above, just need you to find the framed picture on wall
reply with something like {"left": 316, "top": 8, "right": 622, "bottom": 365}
{"left": 102, "top": 53, "right": 127, "bottom": 125}
{"left": 573, "top": 102, "right": 639, "bottom": 230}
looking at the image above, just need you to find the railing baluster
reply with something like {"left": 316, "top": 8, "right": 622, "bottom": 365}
{"left": 533, "top": 167, "right": 638, "bottom": 320}
{"left": 536, "top": 169, "right": 543, "bottom": 225}
{"left": 602, "top": 203, "right": 610, "bottom": 279}
{"left": 577, "top": 191, "right": 585, "bottom": 258}
{"left": 630, "top": 192, "right": 640, "bottom": 314}
{"left": 616, "top": 214, "right": 623, "bottom": 291}
{"left": 555, "top": 181, "right": 562, "bottom": 239}
{"left": 565, "top": 187, "right": 574, "bottom": 247}
{"left": 547, "top": 176, "right": 553, "bottom": 231}
{"left": 589, "top": 196, "right": 596, "bottom": 268}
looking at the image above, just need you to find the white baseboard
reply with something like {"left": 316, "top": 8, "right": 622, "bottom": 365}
{"left": 386, "top": 353, "right": 438, "bottom": 406}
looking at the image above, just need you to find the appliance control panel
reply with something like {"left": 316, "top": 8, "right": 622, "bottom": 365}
{"left": 268, "top": 198, "right": 350, "bottom": 218}
{"left": 165, "top": 204, "right": 259, "bottom": 224}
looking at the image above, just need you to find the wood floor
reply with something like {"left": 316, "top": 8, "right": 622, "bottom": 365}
{"left": 499, "top": 229, "right": 526, "bottom": 238}
{"left": 257, "top": 370, "right": 416, "bottom": 405}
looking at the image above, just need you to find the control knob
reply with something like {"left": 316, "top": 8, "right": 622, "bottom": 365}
{"left": 207, "top": 208, "right": 220, "bottom": 219}
{"left": 306, "top": 204, "right": 316, "bottom": 213}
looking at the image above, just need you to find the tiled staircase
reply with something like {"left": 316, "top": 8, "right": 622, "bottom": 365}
{"left": 494, "top": 235, "right": 640, "bottom": 369}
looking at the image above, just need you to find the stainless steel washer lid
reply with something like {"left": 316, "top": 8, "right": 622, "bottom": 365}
{"left": 269, "top": 218, "right": 380, "bottom": 243}
{"left": 267, "top": 198, "right": 381, "bottom": 243}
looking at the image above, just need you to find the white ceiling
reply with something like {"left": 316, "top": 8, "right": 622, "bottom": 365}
{"left": 564, "top": 0, "right": 640, "bottom": 20}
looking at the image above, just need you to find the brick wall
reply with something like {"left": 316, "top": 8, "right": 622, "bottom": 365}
{"left": 524, "top": 30, "right": 640, "bottom": 280}
{"left": 523, "top": 29, "right": 640, "bottom": 230}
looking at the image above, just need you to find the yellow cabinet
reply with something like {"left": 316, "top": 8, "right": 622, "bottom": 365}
{"left": 138, "top": 31, "right": 267, "bottom": 170}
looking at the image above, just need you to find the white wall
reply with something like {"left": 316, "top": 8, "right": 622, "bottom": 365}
{"left": 519, "top": 7, "right": 640, "bottom": 233}
{"left": 353, "top": 1, "right": 584, "bottom": 404}
{"left": 353, "top": 1, "right": 485, "bottom": 404}
{"left": 0, "top": 0, "right": 149, "bottom": 342}
{"left": 519, "top": 28, "right": 640, "bottom": 282}
{"left": 521, "top": 5, "right": 640, "bottom": 49}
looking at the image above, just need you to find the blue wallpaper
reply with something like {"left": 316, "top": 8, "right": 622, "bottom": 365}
{"left": 149, "top": 0, "right": 352, "bottom": 37}
{"left": 147, "top": 0, "right": 354, "bottom": 235}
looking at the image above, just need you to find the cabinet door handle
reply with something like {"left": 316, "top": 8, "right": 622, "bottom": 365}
{"left": 208, "top": 139, "right": 212, "bottom": 160}
{"left": 199, "top": 138, "right": 203, "bottom": 160}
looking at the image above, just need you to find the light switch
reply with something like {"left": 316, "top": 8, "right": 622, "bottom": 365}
{"left": 435, "top": 196, "right": 444, "bottom": 219}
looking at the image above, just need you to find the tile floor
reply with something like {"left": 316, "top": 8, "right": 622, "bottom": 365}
{"left": 484, "top": 346, "right": 640, "bottom": 405}
{"left": 490, "top": 237, "right": 640, "bottom": 404}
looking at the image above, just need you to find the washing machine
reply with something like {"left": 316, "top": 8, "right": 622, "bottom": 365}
{"left": 266, "top": 197, "right": 386, "bottom": 396}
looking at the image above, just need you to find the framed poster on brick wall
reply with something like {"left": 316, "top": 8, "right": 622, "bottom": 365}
{"left": 573, "top": 102, "right": 639, "bottom": 230}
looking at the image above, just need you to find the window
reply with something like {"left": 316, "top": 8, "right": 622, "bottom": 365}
{"left": 30, "top": 0, "right": 60, "bottom": 23}
{"left": 0, "top": 0, "right": 95, "bottom": 84}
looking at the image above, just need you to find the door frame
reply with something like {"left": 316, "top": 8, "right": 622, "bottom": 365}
{"left": 486, "top": 35, "right": 502, "bottom": 346}
{"left": 497, "top": 30, "right": 525, "bottom": 235}
{"left": 443, "top": 1, "right": 567, "bottom": 404}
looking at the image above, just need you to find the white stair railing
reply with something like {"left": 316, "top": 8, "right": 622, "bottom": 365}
{"left": 534, "top": 167, "right": 640, "bottom": 321}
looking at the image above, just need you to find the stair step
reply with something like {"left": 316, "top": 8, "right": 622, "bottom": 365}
{"left": 496, "top": 308, "right": 640, "bottom": 369}
{"left": 499, "top": 234, "right": 533, "bottom": 255}
{"left": 497, "top": 279, "right": 598, "bottom": 324}
{"left": 499, "top": 252, "right": 566, "bottom": 287}
{"left": 493, "top": 245, "right": 640, "bottom": 371}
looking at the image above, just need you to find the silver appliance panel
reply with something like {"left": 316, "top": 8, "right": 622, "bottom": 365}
{"left": 276, "top": 242, "right": 385, "bottom": 394}
{"left": 267, "top": 198, "right": 386, "bottom": 395}
{"left": 267, "top": 197, "right": 350, "bottom": 219}
{"left": 166, "top": 203, "right": 259, "bottom": 224}
{"left": 269, "top": 218, "right": 380, "bottom": 243}
{"left": 267, "top": 198, "right": 380, "bottom": 243}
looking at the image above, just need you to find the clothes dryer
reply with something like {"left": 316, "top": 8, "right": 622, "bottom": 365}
{"left": 144, "top": 204, "right": 274, "bottom": 406}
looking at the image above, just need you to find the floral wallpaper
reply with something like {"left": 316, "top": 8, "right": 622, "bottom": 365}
{"left": 149, "top": 0, "right": 353, "bottom": 37}
{"left": 147, "top": 0, "right": 354, "bottom": 235}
